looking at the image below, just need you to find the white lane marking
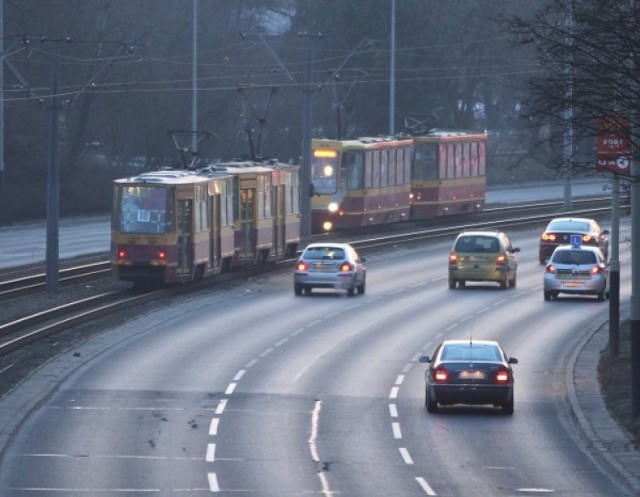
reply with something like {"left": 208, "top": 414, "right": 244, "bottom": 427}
{"left": 308, "top": 400, "right": 322, "bottom": 462}
{"left": 208, "top": 472, "right": 220, "bottom": 492}
{"left": 308, "top": 319, "right": 323, "bottom": 328}
{"left": 410, "top": 282, "right": 427, "bottom": 288}
{"left": 402, "top": 363, "right": 413, "bottom": 373}
{"left": 215, "top": 399, "right": 227, "bottom": 415}
{"left": 399, "top": 447, "right": 413, "bottom": 464}
{"left": 206, "top": 443, "right": 216, "bottom": 462}
{"left": 259, "top": 348, "right": 274, "bottom": 357}
{"left": 388, "top": 289, "right": 404, "bottom": 296}
{"left": 308, "top": 400, "right": 333, "bottom": 497}
{"left": 392, "top": 422, "right": 402, "bottom": 439}
{"left": 345, "top": 304, "right": 361, "bottom": 310}
{"left": 225, "top": 383, "right": 237, "bottom": 395}
{"left": 395, "top": 375, "right": 405, "bottom": 385}
{"left": 291, "top": 328, "right": 306, "bottom": 337}
{"left": 389, "top": 404, "right": 398, "bottom": 418}
{"left": 325, "top": 311, "right": 340, "bottom": 319}
{"left": 233, "top": 370, "right": 245, "bottom": 381}
{"left": 445, "top": 323, "right": 457, "bottom": 332}
{"left": 244, "top": 358, "right": 258, "bottom": 368}
{"left": 416, "top": 477, "right": 437, "bottom": 495}
{"left": 209, "top": 418, "right": 219, "bottom": 436}
{"left": 516, "top": 489, "right": 555, "bottom": 493}
{"left": 275, "top": 338, "right": 289, "bottom": 347}
{"left": 389, "top": 386, "right": 399, "bottom": 399}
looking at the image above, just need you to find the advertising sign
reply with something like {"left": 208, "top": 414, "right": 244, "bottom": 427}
{"left": 596, "top": 115, "right": 630, "bottom": 175}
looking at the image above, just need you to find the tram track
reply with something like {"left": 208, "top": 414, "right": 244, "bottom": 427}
{"left": 0, "top": 196, "right": 614, "bottom": 358}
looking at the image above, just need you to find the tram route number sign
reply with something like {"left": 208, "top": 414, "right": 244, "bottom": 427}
{"left": 596, "top": 115, "right": 630, "bottom": 175}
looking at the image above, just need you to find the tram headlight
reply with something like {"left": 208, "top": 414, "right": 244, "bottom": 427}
{"left": 323, "top": 165, "right": 334, "bottom": 177}
{"left": 322, "top": 221, "right": 333, "bottom": 232}
{"left": 328, "top": 202, "right": 339, "bottom": 213}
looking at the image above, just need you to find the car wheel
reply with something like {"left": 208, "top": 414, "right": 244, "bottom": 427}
{"left": 357, "top": 278, "right": 366, "bottom": 295}
{"left": 544, "top": 291, "right": 551, "bottom": 301}
{"left": 597, "top": 287, "right": 605, "bottom": 302}
{"left": 426, "top": 387, "right": 438, "bottom": 413}
{"left": 294, "top": 283, "right": 303, "bottom": 296}
{"left": 509, "top": 273, "right": 517, "bottom": 288}
{"left": 303, "top": 286, "right": 312, "bottom": 295}
{"left": 502, "top": 396, "right": 514, "bottom": 415}
{"left": 459, "top": 280, "right": 466, "bottom": 288}
{"left": 448, "top": 277, "right": 456, "bottom": 289}
{"left": 539, "top": 256, "right": 546, "bottom": 265}
{"left": 500, "top": 277, "right": 508, "bottom": 290}
{"left": 347, "top": 285, "right": 355, "bottom": 297}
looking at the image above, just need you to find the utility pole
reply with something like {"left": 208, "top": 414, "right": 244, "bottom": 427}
{"left": 562, "top": 6, "right": 573, "bottom": 210}
{"left": 389, "top": 0, "right": 396, "bottom": 136}
{"left": 191, "top": 0, "right": 198, "bottom": 155}
{"left": 632, "top": 138, "right": 640, "bottom": 417}
{"left": 45, "top": 57, "right": 60, "bottom": 293}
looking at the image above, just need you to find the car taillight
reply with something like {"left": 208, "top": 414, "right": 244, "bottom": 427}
{"left": 495, "top": 368, "right": 510, "bottom": 383}
{"left": 449, "top": 252, "right": 458, "bottom": 264}
{"left": 583, "top": 235, "right": 592, "bottom": 243}
{"left": 296, "top": 261, "right": 309, "bottom": 271}
{"left": 339, "top": 262, "right": 353, "bottom": 272}
{"left": 546, "top": 264, "right": 556, "bottom": 274}
{"left": 433, "top": 366, "right": 449, "bottom": 383}
{"left": 542, "top": 233, "right": 557, "bottom": 242}
{"left": 157, "top": 249, "right": 167, "bottom": 260}
{"left": 117, "top": 249, "right": 127, "bottom": 259}
{"left": 496, "top": 254, "right": 507, "bottom": 266}
{"left": 591, "top": 264, "right": 605, "bottom": 275}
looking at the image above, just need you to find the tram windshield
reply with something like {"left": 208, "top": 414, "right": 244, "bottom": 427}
{"left": 311, "top": 150, "right": 339, "bottom": 194}
{"left": 118, "top": 186, "right": 170, "bottom": 234}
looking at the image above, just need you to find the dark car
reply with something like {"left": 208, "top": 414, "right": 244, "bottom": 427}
{"left": 539, "top": 217, "right": 609, "bottom": 264}
{"left": 293, "top": 242, "right": 366, "bottom": 296}
{"left": 419, "top": 339, "right": 518, "bottom": 414}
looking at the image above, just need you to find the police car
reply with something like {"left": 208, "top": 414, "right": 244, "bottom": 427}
{"left": 543, "top": 235, "right": 609, "bottom": 301}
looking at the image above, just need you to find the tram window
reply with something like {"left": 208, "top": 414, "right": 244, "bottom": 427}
{"left": 287, "top": 171, "right": 300, "bottom": 214}
{"left": 438, "top": 144, "right": 447, "bottom": 179}
{"left": 372, "top": 150, "right": 381, "bottom": 188}
{"left": 404, "top": 146, "right": 412, "bottom": 183}
{"left": 388, "top": 149, "right": 396, "bottom": 185}
{"left": 414, "top": 144, "right": 437, "bottom": 181}
{"left": 455, "top": 143, "right": 463, "bottom": 178}
{"left": 447, "top": 144, "right": 455, "bottom": 179}
{"left": 364, "top": 151, "right": 373, "bottom": 188}
{"left": 346, "top": 152, "right": 364, "bottom": 189}
{"left": 479, "top": 141, "right": 486, "bottom": 176}
{"left": 380, "top": 150, "right": 388, "bottom": 187}
{"left": 462, "top": 143, "right": 470, "bottom": 177}
{"left": 119, "top": 186, "right": 168, "bottom": 234}
{"left": 470, "top": 142, "right": 479, "bottom": 176}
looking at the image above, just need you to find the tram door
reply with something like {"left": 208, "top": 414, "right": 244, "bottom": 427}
{"left": 239, "top": 188, "right": 255, "bottom": 260}
{"left": 177, "top": 199, "right": 193, "bottom": 274}
{"left": 210, "top": 193, "right": 220, "bottom": 268}
{"left": 273, "top": 184, "right": 284, "bottom": 256}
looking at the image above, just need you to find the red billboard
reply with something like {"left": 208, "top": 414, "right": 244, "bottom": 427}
{"left": 596, "top": 115, "right": 630, "bottom": 175}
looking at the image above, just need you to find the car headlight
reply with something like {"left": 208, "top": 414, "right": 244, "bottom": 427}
{"left": 328, "top": 202, "right": 339, "bottom": 213}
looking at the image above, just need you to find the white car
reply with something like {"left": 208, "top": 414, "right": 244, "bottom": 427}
{"left": 294, "top": 242, "right": 366, "bottom": 297}
{"left": 543, "top": 244, "right": 608, "bottom": 301}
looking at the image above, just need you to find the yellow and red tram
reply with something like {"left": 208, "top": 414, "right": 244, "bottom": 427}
{"left": 310, "top": 130, "right": 487, "bottom": 232}
{"left": 411, "top": 130, "right": 487, "bottom": 218}
{"left": 111, "top": 160, "right": 300, "bottom": 285}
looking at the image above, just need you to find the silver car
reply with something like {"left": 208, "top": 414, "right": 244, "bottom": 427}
{"left": 294, "top": 242, "right": 366, "bottom": 296}
{"left": 543, "top": 244, "right": 608, "bottom": 301}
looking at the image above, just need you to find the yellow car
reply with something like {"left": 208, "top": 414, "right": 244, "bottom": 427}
{"left": 448, "top": 231, "right": 520, "bottom": 290}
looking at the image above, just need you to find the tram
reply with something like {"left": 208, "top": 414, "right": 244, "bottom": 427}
{"left": 310, "top": 130, "right": 487, "bottom": 232}
{"left": 111, "top": 160, "right": 300, "bottom": 285}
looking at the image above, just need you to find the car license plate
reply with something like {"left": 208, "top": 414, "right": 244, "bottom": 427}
{"left": 459, "top": 370, "right": 485, "bottom": 380}
{"left": 563, "top": 281, "right": 584, "bottom": 287}
{"left": 468, "top": 256, "right": 485, "bottom": 263}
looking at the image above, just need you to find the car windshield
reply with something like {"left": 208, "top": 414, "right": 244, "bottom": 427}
{"left": 548, "top": 221, "right": 590, "bottom": 232}
{"left": 454, "top": 236, "right": 500, "bottom": 253}
{"left": 304, "top": 247, "right": 346, "bottom": 260}
{"left": 552, "top": 250, "right": 596, "bottom": 265}
{"left": 441, "top": 343, "right": 502, "bottom": 362}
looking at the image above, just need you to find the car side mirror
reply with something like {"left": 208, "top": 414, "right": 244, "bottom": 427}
{"left": 512, "top": 247, "right": 521, "bottom": 253}
{"left": 419, "top": 355, "right": 431, "bottom": 364}
{"left": 602, "top": 230, "right": 610, "bottom": 235}
{"left": 508, "top": 357, "right": 518, "bottom": 364}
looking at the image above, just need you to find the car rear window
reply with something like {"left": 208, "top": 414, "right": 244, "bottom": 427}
{"left": 552, "top": 250, "right": 596, "bottom": 265}
{"left": 454, "top": 236, "right": 500, "bottom": 253}
{"left": 548, "top": 221, "right": 589, "bottom": 232}
{"left": 304, "top": 247, "right": 345, "bottom": 260}
{"left": 441, "top": 344, "right": 502, "bottom": 362}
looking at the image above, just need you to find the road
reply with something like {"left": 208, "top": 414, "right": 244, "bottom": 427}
{"left": 0, "top": 178, "right": 611, "bottom": 270}
{"left": 0, "top": 221, "right": 633, "bottom": 495}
